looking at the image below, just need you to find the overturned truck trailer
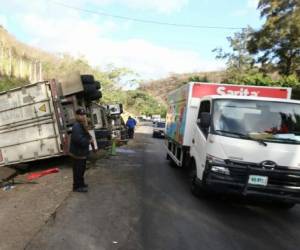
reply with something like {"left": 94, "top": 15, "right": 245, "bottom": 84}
{"left": 0, "top": 80, "right": 68, "bottom": 166}
{"left": 0, "top": 74, "right": 101, "bottom": 167}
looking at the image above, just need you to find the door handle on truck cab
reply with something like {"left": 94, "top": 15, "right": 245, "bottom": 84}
{"left": 192, "top": 139, "right": 195, "bottom": 144}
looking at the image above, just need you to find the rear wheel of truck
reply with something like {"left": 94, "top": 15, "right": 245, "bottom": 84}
{"left": 81, "top": 74, "right": 95, "bottom": 84}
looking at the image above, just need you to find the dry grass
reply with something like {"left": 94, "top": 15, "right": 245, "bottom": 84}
{"left": 140, "top": 71, "right": 226, "bottom": 103}
{"left": 0, "top": 25, "right": 58, "bottom": 63}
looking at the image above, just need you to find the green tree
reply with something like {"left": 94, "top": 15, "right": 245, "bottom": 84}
{"left": 188, "top": 75, "right": 209, "bottom": 82}
{"left": 214, "top": 27, "right": 255, "bottom": 71}
{"left": 124, "top": 90, "right": 167, "bottom": 117}
{"left": 248, "top": 0, "right": 300, "bottom": 76}
{"left": 213, "top": 27, "right": 261, "bottom": 84}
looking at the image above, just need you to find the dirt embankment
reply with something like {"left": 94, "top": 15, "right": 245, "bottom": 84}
{"left": 0, "top": 160, "right": 72, "bottom": 250}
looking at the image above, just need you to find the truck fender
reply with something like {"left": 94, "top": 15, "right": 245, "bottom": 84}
{"left": 192, "top": 157, "right": 206, "bottom": 181}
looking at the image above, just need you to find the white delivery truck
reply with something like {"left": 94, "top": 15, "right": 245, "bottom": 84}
{"left": 0, "top": 76, "right": 100, "bottom": 167}
{"left": 166, "top": 82, "right": 300, "bottom": 208}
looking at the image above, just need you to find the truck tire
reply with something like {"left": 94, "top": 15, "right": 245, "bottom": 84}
{"left": 190, "top": 162, "right": 208, "bottom": 197}
{"left": 85, "top": 93, "right": 101, "bottom": 101}
{"left": 82, "top": 84, "right": 101, "bottom": 100}
{"left": 81, "top": 74, "right": 95, "bottom": 84}
{"left": 94, "top": 81, "right": 101, "bottom": 89}
{"left": 83, "top": 83, "right": 96, "bottom": 93}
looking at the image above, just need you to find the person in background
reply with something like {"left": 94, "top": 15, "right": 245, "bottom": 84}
{"left": 69, "top": 108, "right": 93, "bottom": 193}
{"left": 126, "top": 116, "right": 137, "bottom": 139}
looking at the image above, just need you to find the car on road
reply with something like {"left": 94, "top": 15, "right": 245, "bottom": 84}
{"left": 153, "top": 122, "right": 166, "bottom": 138}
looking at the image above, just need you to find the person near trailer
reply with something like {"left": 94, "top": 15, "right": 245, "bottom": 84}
{"left": 126, "top": 116, "right": 137, "bottom": 139}
{"left": 69, "top": 108, "right": 92, "bottom": 193}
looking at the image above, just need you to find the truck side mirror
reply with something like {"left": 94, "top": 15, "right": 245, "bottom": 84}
{"left": 198, "top": 112, "right": 211, "bottom": 129}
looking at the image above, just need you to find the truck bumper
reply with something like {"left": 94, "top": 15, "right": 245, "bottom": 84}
{"left": 203, "top": 161, "right": 300, "bottom": 203}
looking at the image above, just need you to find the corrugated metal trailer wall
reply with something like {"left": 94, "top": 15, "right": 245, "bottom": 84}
{"left": 0, "top": 82, "right": 63, "bottom": 166}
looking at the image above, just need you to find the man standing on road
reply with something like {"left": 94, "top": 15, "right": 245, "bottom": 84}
{"left": 69, "top": 108, "right": 92, "bottom": 193}
{"left": 126, "top": 116, "right": 137, "bottom": 139}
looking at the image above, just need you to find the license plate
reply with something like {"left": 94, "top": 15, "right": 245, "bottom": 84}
{"left": 248, "top": 175, "right": 268, "bottom": 186}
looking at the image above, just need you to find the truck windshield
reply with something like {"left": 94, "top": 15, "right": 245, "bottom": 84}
{"left": 212, "top": 99, "right": 300, "bottom": 144}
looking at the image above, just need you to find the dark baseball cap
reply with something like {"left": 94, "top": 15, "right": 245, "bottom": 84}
{"left": 75, "top": 108, "right": 87, "bottom": 115}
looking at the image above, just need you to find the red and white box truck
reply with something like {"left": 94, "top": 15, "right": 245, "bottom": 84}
{"left": 166, "top": 82, "right": 300, "bottom": 208}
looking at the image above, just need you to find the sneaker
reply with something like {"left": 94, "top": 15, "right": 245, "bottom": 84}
{"left": 73, "top": 187, "right": 88, "bottom": 193}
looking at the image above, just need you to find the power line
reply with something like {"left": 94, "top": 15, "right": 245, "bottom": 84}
{"left": 49, "top": 0, "right": 244, "bottom": 30}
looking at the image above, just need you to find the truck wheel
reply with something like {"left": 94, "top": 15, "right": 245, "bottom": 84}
{"left": 81, "top": 74, "right": 95, "bottom": 84}
{"left": 94, "top": 81, "right": 101, "bottom": 89}
{"left": 191, "top": 170, "right": 202, "bottom": 196}
{"left": 190, "top": 167, "right": 208, "bottom": 197}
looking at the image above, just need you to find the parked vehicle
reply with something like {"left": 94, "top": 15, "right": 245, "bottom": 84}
{"left": 153, "top": 121, "right": 166, "bottom": 138}
{"left": 166, "top": 82, "right": 300, "bottom": 208}
{"left": 152, "top": 114, "right": 161, "bottom": 123}
{"left": 0, "top": 73, "right": 102, "bottom": 167}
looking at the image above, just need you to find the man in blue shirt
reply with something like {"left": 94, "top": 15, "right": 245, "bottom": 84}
{"left": 126, "top": 116, "right": 137, "bottom": 139}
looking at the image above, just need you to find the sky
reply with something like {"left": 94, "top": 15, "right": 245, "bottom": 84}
{"left": 0, "top": 0, "right": 262, "bottom": 80}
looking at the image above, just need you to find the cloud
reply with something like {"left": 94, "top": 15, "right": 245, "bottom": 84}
{"left": 116, "top": 0, "right": 188, "bottom": 14}
{"left": 0, "top": 0, "right": 223, "bottom": 80}
{"left": 20, "top": 13, "right": 223, "bottom": 79}
{"left": 0, "top": 15, "right": 8, "bottom": 28}
{"left": 247, "top": 0, "right": 259, "bottom": 9}
{"left": 50, "top": 0, "right": 188, "bottom": 14}
{"left": 232, "top": 0, "right": 259, "bottom": 17}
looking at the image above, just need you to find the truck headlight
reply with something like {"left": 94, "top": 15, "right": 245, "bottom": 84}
{"left": 206, "top": 155, "right": 230, "bottom": 175}
{"left": 206, "top": 154, "right": 225, "bottom": 164}
{"left": 211, "top": 166, "right": 230, "bottom": 175}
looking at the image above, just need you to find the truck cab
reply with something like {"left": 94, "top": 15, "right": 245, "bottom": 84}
{"left": 190, "top": 95, "right": 300, "bottom": 207}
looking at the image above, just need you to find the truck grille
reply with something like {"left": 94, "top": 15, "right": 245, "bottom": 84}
{"left": 227, "top": 160, "right": 300, "bottom": 187}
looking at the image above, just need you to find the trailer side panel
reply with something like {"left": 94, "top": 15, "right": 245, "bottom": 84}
{"left": 0, "top": 82, "right": 62, "bottom": 166}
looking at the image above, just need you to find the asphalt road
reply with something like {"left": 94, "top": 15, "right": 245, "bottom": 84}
{"left": 26, "top": 124, "right": 300, "bottom": 250}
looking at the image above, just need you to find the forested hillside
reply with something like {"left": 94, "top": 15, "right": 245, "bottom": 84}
{"left": 140, "top": 71, "right": 225, "bottom": 102}
{"left": 0, "top": 25, "right": 166, "bottom": 116}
